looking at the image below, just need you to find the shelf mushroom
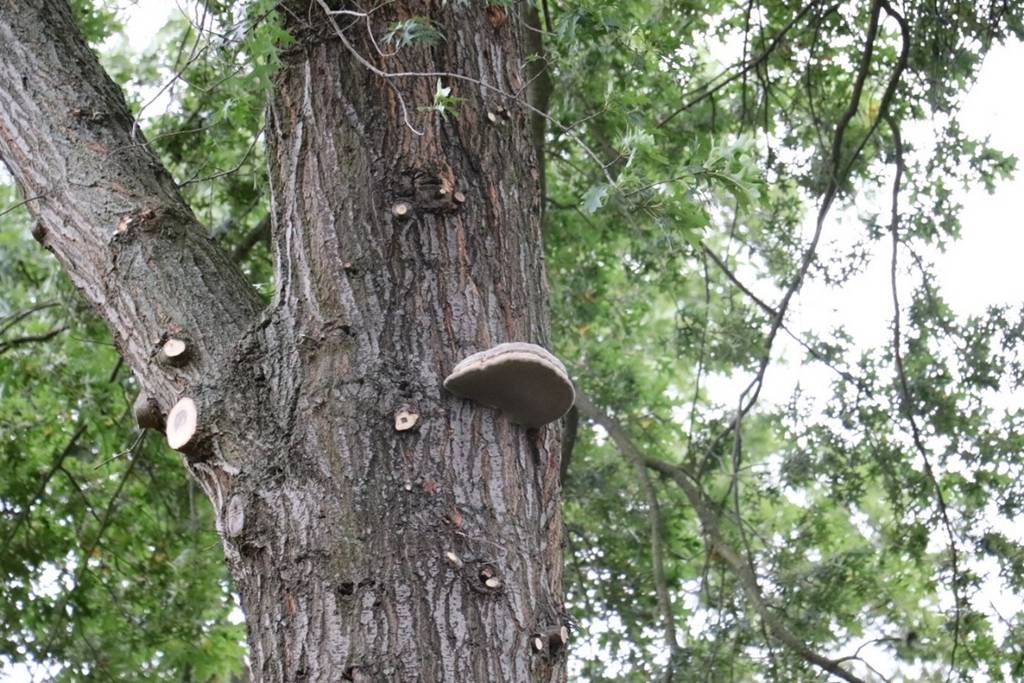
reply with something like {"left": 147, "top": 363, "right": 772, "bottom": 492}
{"left": 443, "top": 342, "right": 575, "bottom": 428}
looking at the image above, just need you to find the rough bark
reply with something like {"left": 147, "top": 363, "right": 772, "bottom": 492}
{"left": 0, "top": 1, "right": 565, "bottom": 682}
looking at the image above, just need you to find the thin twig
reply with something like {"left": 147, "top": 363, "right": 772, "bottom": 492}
{"left": 179, "top": 130, "right": 262, "bottom": 187}
{"left": 313, "top": 0, "right": 616, "bottom": 184}
{"left": 701, "top": 242, "right": 862, "bottom": 386}
{"left": 38, "top": 432, "right": 144, "bottom": 658}
{"left": 884, "top": 112, "right": 962, "bottom": 679}
{"left": 0, "top": 325, "right": 69, "bottom": 355}
{"left": 0, "top": 302, "right": 58, "bottom": 337}
{"left": 94, "top": 430, "right": 146, "bottom": 470}
{"left": 657, "top": 0, "right": 832, "bottom": 128}
{"left": 133, "top": 2, "right": 210, "bottom": 139}
{"left": 0, "top": 194, "right": 44, "bottom": 219}
{"left": 683, "top": 251, "right": 712, "bottom": 469}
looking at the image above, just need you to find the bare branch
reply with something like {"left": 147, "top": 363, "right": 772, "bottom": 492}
{"left": 702, "top": 241, "right": 862, "bottom": 387}
{"left": 179, "top": 130, "right": 262, "bottom": 188}
{"left": 0, "top": 324, "right": 68, "bottom": 354}
{"left": 682, "top": 251, "right": 712, "bottom": 470}
{"left": 702, "top": 0, "right": 902, "bottom": 465}
{"left": 591, "top": 396, "right": 683, "bottom": 671}
{"left": 0, "top": 193, "right": 44, "bottom": 219}
{"left": 132, "top": 1, "right": 209, "bottom": 138}
{"left": 574, "top": 395, "right": 682, "bottom": 673}
{"left": 0, "top": 301, "right": 58, "bottom": 337}
{"left": 38, "top": 432, "right": 144, "bottom": 657}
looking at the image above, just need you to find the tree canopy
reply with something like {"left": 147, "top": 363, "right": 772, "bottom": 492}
{"left": 2, "top": 0, "right": 1023, "bottom": 680}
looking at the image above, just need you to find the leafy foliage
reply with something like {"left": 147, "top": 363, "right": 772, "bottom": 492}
{"left": 383, "top": 16, "right": 444, "bottom": 48}
{"left": 0, "top": 185, "right": 245, "bottom": 680}
{"left": 420, "top": 79, "right": 464, "bottom": 121}
{"left": 2, "top": 0, "right": 1024, "bottom": 680}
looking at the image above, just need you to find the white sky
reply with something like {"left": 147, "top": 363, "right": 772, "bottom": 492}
{"left": 936, "top": 42, "right": 1024, "bottom": 311}
{"left": 3, "top": 3, "right": 1024, "bottom": 681}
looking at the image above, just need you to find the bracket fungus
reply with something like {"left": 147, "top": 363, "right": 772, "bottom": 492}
{"left": 443, "top": 342, "right": 574, "bottom": 428}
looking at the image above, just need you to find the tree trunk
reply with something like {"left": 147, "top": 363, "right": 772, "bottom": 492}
{"left": 0, "top": 1, "right": 566, "bottom": 681}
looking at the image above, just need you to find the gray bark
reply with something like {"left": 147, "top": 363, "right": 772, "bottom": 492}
{"left": 0, "top": 1, "right": 566, "bottom": 681}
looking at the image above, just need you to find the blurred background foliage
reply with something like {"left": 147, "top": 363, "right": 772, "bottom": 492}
{"left": 2, "top": 0, "right": 1024, "bottom": 680}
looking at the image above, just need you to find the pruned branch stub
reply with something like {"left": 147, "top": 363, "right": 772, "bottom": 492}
{"left": 166, "top": 397, "right": 198, "bottom": 450}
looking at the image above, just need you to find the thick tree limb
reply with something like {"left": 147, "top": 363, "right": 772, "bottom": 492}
{"left": 575, "top": 391, "right": 868, "bottom": 683}
{"left": 0, "top": 0, "right": 262, "bottom": 408}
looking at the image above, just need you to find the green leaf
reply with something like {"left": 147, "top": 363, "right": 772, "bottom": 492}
{"left": 581, "top": 184, "right": 610, "bottom": 214}
{"left": 384, "top": 17, "right": 444, "bottom": 49}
